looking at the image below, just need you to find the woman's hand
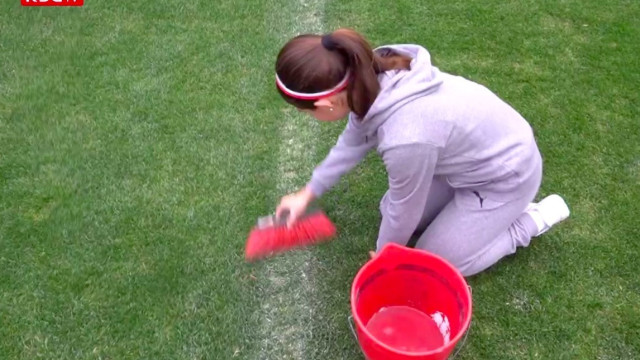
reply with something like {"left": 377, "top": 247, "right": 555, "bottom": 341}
{"left": 276, "top": 186, "right": 316, "bottom": 227}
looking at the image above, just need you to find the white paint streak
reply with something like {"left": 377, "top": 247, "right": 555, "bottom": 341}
{"left": 256, "top": 1, "right": 325, "bottom": 359}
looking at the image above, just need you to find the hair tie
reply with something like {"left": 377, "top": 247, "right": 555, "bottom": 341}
{"left": 321, "top": 34, "right": 337, "bottom": 51}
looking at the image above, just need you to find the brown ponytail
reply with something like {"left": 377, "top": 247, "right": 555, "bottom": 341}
{"left": 275, "top": 28, "right": 411, "bottom": 119}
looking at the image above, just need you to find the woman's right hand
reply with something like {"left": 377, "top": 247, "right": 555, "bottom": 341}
{"left": 276, "top": 186, "right": 316, "bottom": 227}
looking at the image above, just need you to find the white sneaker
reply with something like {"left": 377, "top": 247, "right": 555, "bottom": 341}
{"left": 525, "top": 194, "right": 570, "bottom": 236}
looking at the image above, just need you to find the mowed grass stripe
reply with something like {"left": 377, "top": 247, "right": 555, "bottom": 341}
{"left": 0, "top": 1, "right": 285, "bottom": 359}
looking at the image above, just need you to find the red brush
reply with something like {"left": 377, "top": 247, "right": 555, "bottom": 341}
{"left": 244, "top": 210, "right": 337, "bottom": 261}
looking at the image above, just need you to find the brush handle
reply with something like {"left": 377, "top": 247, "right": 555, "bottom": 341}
{"left": 258, "top": 205, "right": 321, "bottom": 229}
{"left": 275, "top": 186, "right": 316, "bottom": 225}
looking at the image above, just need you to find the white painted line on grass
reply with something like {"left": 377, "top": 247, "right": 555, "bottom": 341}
{"left": 256, "top": 1, "right": 325, "bottom": 359}
{"left": 258, "top": 111, "right": 320, "bottom": 360}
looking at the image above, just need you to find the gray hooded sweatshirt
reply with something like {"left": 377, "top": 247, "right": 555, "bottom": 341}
{"left": 307, "top": 45, "right": 542, "bottom": 246}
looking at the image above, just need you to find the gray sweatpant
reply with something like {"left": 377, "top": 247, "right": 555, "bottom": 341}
{"left": 378, "top": 174, "right": 541, "bottom": 277}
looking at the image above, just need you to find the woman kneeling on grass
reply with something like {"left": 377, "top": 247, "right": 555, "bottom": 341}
{"left": 274, "top": 28, "right": 570, "bottom": 276}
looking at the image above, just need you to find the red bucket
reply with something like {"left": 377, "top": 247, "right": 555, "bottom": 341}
{"left": 350, "top": 243, "right": 472, "bottom": 360}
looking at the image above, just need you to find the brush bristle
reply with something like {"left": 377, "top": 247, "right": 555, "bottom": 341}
{"left": 245, "top": 212, "right": 336, "bottom": 260}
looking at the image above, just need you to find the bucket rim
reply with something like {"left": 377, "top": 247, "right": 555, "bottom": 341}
{"left": 350, "top": 243, "right": 473, "bottom": 357}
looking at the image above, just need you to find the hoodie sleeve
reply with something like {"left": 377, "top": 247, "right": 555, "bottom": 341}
{"left": 307, "top": 120, "right": 376, "bottom": 197}
{"left": 377, "top": 143, "right": 439, "bottom": 247}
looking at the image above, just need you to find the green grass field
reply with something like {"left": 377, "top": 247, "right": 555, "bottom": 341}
{"left": 1, "top": 0, "right": 639, "bottom": 359}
